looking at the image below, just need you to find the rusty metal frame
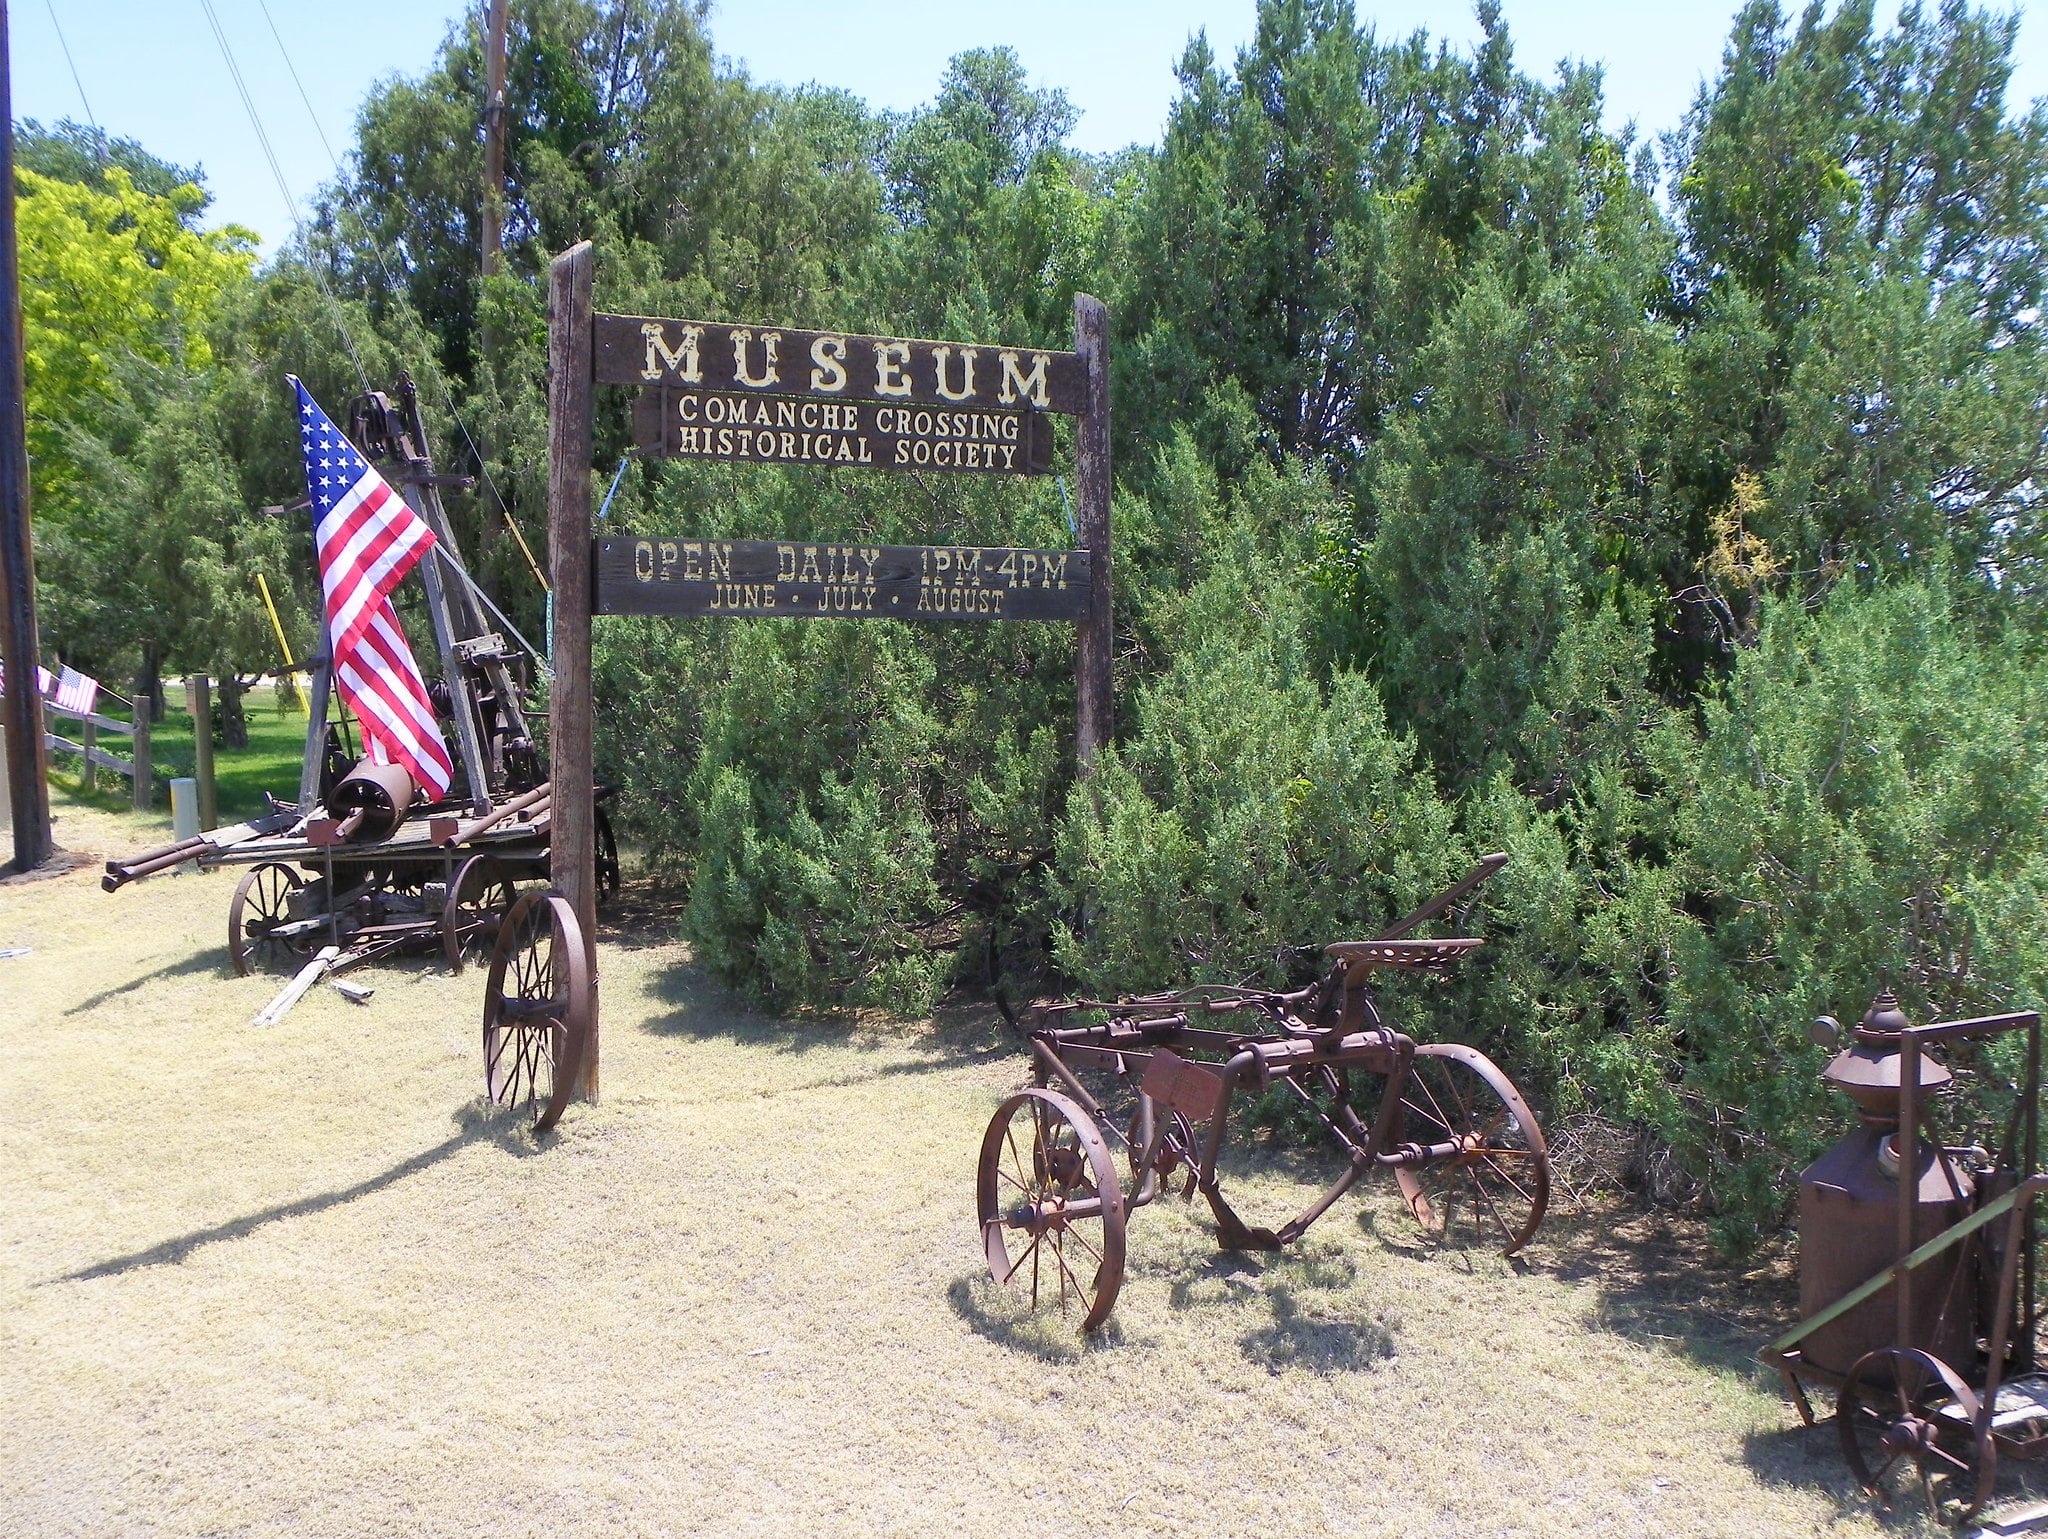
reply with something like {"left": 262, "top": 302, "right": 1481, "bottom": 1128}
{"left": 979, "top": 855, "right": 1552, "bottom": 1329}
{"left": 1763, "top": 1007, "right": 2046, "bottom": 1519}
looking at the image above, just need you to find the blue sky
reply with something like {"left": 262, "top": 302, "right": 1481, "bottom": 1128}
{"left": 14, "top": 0, "right": 2048, "bottom": 251}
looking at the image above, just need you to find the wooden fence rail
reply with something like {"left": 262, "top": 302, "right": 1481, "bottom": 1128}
{"left": 42, "top": 699, "right": 153, "bottom": 811}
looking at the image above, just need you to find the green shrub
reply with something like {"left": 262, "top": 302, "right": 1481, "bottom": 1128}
{"left": 1462, "top": 579, "right": 2048, "bottom": 1249}
{"left": 1051, "top": 541, "right": 1461, "bottom": 994}
{"left": 680, "top": 619, "right": 949, "bottom": 1013}
{"left": 1662, "top": 580, "right": 2048, "bottom": 1239}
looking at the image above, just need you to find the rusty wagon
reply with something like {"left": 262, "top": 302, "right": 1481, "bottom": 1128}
{"left": 101, "top": 377, "right": 602, "bottom": 1131}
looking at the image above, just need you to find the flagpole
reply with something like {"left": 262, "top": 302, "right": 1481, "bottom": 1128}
{"left": 0, "top": 0, "right": 53, "bottom": 872}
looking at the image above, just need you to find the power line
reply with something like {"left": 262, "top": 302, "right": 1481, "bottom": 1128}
{"left": 41, "top": 0, "right": 101, "bottom": 147}
{"left": 195, "top": 0, "right": 371, "bottom": 395}
{"left": 252, "top": 0, "right": 340, "bottom": 170}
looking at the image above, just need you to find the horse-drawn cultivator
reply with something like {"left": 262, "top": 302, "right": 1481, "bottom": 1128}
{"left": 980, "top": 854, "right": 1551, "bottom": 1330}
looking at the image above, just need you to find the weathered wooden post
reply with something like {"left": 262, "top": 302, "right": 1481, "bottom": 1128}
{"left": 0, "top": 0, "right": 51, "bottom": 873}
{"left": 548, "top": 240, "right": 599, "bottom": 1101}
{"left": 80, "top": 712, "right": 96, "bottom": 794}
{"left": 131, "top": 705, "right": 151, "bottom": 811}
{"left": 1072, "top": 294, "right": 1113, "bottom": 771}
{"left": 190, "top": 674, "right": 217, "bottom": 831}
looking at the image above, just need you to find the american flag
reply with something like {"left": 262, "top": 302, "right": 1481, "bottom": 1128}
{"left": 53, "top": 666, "right": 98, "bottom": 716}
{"left": 0, "top": 660, "right": 55, "bottom": 700}
{"left": 293, "top": 378, "right": 454, "bottom": 801}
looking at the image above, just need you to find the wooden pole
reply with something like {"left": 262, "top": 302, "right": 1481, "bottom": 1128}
{"left": 404, "top": 485, "right": 493, "bottom": 814}
{"left": 80, "top": 713, "right": 95, "bottom": 793}
{"left": 482, "top": 0, "right": 509, "bottom": 287}
{"left": 131, "top": 705, "right": 151, "bottom": 811}
{"left": 191, "top": 674, "right": 217, "bottom": 832}
{"left": 1072, "top": 294, "right": 1114, "bottom": 770}
{"left": 0, "top": 0, "right": 51, "bottom": 873}
{"left": 547, "top": 242, "right": 598, "bottom": 1101}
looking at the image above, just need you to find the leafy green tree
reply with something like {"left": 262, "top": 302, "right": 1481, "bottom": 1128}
{"left": 1668, "top": 0, "right": 2048, "bottom": 597}
{"left": 16, "top": 119, "right": 209, "bottom": 210}
{"left": 17, "top": 165, "right": 256, "bottom": 492}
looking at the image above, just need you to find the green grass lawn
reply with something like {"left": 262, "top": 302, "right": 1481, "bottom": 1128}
{"left": 47, "top": 682, "right": 312, "bottom": 826}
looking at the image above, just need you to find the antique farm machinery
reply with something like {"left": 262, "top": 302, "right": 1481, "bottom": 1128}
{"left": 1762, "top": 993, "right": 2048, "bottom": 1523}
{"left": 980, "top": 853, "right": 1551, "bottom": 1331}
{"left": 102, "top": 375, "right": 604, "bottom": 1129}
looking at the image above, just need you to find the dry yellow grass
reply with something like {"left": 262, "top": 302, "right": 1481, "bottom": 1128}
{"left": 1, "top": 794, "right": 2030, "bottom": 1536}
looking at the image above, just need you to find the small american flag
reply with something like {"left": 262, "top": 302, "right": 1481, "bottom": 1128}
{"left": 293, "top": 378, "right": 454, "bottom": 801}
{"left": 53, "top": 666, "right": 98, "bottom": 716}
{"left": 0, "top": 660, "right": 56, "bottom": 700}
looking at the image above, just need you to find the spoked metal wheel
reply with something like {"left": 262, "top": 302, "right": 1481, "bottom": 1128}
{"left": 443, "top": 854, "right": 515, "bottom": 973}
{"left": 481, "top": 892, "right": 591, "bottom": 1133}
{"left": 228, "top": 861, "right": 309, "bottom": 977}
{"left": 1838, "top": 1348, "right": 1996, "bottom": 1523}
{"left": 978, "top": 1088, "right": 1128, "bottom": 1331}
{"left": 1392, "top": 1043, "right": 1550, "bottom": 1255}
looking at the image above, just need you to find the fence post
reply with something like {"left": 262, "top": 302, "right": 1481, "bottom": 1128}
{"left": 131, "top": 706, "right": 151, "bottom": 811}
{"left": 190, "top": 674, "right": 217, "bottom": 831}
{"left": 80, "top": 712, "right": 95, "bottom": 794}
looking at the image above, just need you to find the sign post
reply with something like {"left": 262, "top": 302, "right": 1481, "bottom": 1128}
{"left": 0, "top": 1, "right": 52, "bottom": 873}
{"left": 547, "top": 246, "right": 1116, "bottom": 1103}
{"left": 1073, "top": 294, "right": 1112, "bottom": 767}
{"left": 548, "top": 241, "right": 598, "bottom": 1100}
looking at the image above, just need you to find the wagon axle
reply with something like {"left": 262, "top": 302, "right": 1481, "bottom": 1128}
{"left": 1003, "top": 1193, "right": 1110, "bottom": 1234}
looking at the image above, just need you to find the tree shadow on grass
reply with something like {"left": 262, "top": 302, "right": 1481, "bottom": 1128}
{"left": 637, "top": 961, "right": 1020, "bottom": 1080}
{"left": 1508, "top": 1205, "right": 2048, "bottom": 1523}
{"left": 1528, "top": 1206, "right": 1798, "bottom": 1380}
{"left": 1735, "top": 1422, "right": 1876, "bottom": 1524}
{"left": 1730, "top": 1418, "right": 2048, "bottom": 1534}
{"left": 44, "top": 1101, "right": 547, "bottom": 1284}
{"left": 62, "top": 950, "right": 222, "bottom": 1014}
{"left": 1740, "top": 1409, "right": 2048, "bottom": 1533}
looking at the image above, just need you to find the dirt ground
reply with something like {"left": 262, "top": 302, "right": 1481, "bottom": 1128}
{"left": 4, "top": 797, "right": 2038, "bottom": 1537}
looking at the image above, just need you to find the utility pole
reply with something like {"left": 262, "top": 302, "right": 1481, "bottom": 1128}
{"left": 476, "top": 0, "right": 510, "bottom": 550}
{"left": 0, "top": 0, "right": 53, "bottom": 873}
{"left": 481, "top": 0, "right": 509, "bottom": 299}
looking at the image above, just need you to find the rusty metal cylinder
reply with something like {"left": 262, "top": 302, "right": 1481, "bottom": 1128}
{"left": 1797, "top": 1129, "right": 1974, "bottom": 1376}
{"left": 323, "top": 759, "right": 417, "bottom": 844}
{"left": 1795, "top": 990, "right": 1975, "bottom": 1377}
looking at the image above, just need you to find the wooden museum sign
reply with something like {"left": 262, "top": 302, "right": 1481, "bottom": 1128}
{"left": 547, "top": 242, "right": 1115, "bottom": 1100}
{"left": 597, "top": 318, "right": 1085, "bottom": 620}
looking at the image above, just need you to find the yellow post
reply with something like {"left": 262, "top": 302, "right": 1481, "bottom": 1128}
{"left": 255, "top": 572, "right": 294, "bottom": 672}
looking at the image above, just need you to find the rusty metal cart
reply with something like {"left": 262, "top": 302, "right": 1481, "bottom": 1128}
{"left": 979, "top": 853, "right": 1551, "bottom": 1331}
{"left": 1762, "top": 994, "right": 2046, "bottom": 1522}
{"left": 101, "top": 374, "right": 613, "bottom": 1129}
